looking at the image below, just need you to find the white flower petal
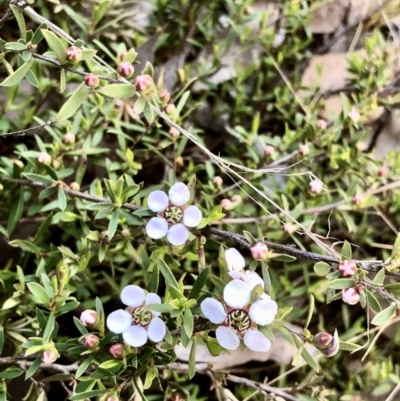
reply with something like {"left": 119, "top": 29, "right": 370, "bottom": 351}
{"left": 228, "top": 271, "right": 248, "bottom": 282}
{"left": 249, "top": 298, "right": 278, "bottom": 326}
{"left": 225, "top": 248, "right": 245, "bottom": 272}
{"left": 168, "top": 182, "right": 190, "bottom": 206}
{"left": 244, "top": 329, "right": 271, "bottom": 352}
{"left": 121, "top": 285, "right": 145, "bottom": 308}
{"left": 183, "top": 205, "right": 202, "bottom": 227}
{"left": 200, "top": 298, "right": 227, "bottom": 324}
{"left": 223, "top": 279, "right": 251, "bottom": 309}
{"left": 145, "top": 293, "right": 162, "bottom": 317}
{"left": 148, "top": 190, "right": 169, "bottom": 212}
{"left": 146, "top": 217, "right": 168, "bottom": 239}
{"left": 106, "top": 309, "right": 132, "bottom": 334}
{"left": 123, "top": 324, "right": 148, "bottom": 347}
{"left": 216, "top": 326, "right": 240, "bottom": 350}
{"left": 245, "top": 271, "right": 264, "bottom": 290}
{"left": 147, "top": 317, "right": 166, "bottom": 342}
{"left": 167, "top": 224, "right": 189, "bottom": 246}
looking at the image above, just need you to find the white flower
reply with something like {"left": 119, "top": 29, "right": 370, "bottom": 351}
{"left": 225, "top": 248, "right": 264, "bottom": 290}
{"left": 200, "top": 280, "right": 278, "bottom": 352}
{"left": 145, "top": 182, "right": 202, "bottom": 246}
{"left": 106, "top": 285, "right": 166, "bottom": 347}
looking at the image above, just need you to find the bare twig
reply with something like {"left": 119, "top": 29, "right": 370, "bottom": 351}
{"left": 0, "top": 121, "right": 56, "bottom": 137}
{"left": 0, "top": 356, "right": 79, "bottom": 374}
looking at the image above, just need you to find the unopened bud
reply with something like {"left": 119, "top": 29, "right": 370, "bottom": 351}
{"left": 353, "top": 194, "right": 363, "bottom": 206}
{"left": 69, "top": 182, "right": 80, "bottom": 191}
{"left": 251, "top": 242, "right": 268, "bottom": 260}
{"left": 165, "top": 103, "right": 177, "bottom": 116}
{"left": 41, "top": 350, "right": 58, "bottom": 364}
{"left": 231, "top": 194, "right": 242, "bottom": 203}
{"left": 134, "top": 74, "right": 153, "bottom": 91}
{"left": 109, "top": 344, "right": 124, "bottom": 359}
{"left": 63, "top": 133, "right": 75, "bottom": 144}
{"left": 66, "top": 46, "right": 82, "bottom": 63}
{"left": 160, "top": 90, "right": 171, "bottom": 102}
{"left": 221, "top": 199, "right": 232, "bottom": 210}
{"left": 213, "top": 176, "right": 223, "bottom": 186}
{"left": 80, "top": 309, "right": 99, "bottom": 327}
{"left": 117, "top": 61, "right": 134, "bottom": 78}
{"left": 342, "top": 287, "right": 360, "bottom": 305}
{"left": 348, "top": 109, "right": 360, "bottom": 124}
{"left": 283, "top": 222, "right": 295, "bottom": 234}
{"left": 299, "top": 144, "right": 309, "bottom": 155}
{"left": 310, "top": 178, "right": 323, "bottom": 194}
{"left": 316, "top": 119, "right": 327, "bottom": 129}
{"left": 101, "top": 230, "right": 110, "bottom": 244}
{"left": 38, "top": 152, "right": 51, "bottom": 164}
{"left": 121, "top": 229, "right": 130, "bottom": 237}
{"left": 264, "top": 145, "right": 275, "bottom": 156}
{"left": 85, "top": 73, "right": 100, "bottom": 88}
{"left": 378, "top": 166, "right": 388, "bottom": 177}
{"left": 169, "top": 127, "right": 180, "bottom": 138}
{"left": 84, "top": 334, "right": 99, "bottom": 349}
{"left": 313, "top": 331, "right": 339, "bottom": 357}
{"left": 339, "top": 260, "right": 357, "bottom": 277}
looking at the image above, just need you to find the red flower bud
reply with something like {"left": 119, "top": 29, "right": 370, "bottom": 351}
{"left": 41, "top": 350, "right": 58, "bottom": 364}
{"left": 63, "top": 133, "right": 75, "bottom": 144}
{"left": 117, "top": 62, "right": 134, "bottom": 78}
{"left": 339, "top": 260, "right": 357, "bottom": 277}
{"left": 84, "top": 334, "right": 99, "bottom": 349}
{"left": 80, "top": 310, "right": 99, "bottom": 327}
{"left": 84, "top": 73, "right": 100, "bottom": 88}
{"left": 342, "top": 287, "right": 360, "bottom": 305}
{"left": 134, "top": 74, "right": 153, "bottom": 91}
{"left": 251, "top": 242, "right": 268, "bottom": 260}
{"left": 213, "top": 176, "right": 223, "bottom": 186}
{"left": 109, "top": 344, "right": 124, "bottom": 359}
{"left": 66, "top": 46, "right": 82, "bottom": 63}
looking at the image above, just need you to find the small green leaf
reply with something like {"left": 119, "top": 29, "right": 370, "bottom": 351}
{"left": 26, "top": 282, "right": 50, "bottom": 305}
{"left": 75, "top": 355, "right": 95, "bottom": 379}
{"left": 133, "top": 96, "right": 146, "bottom": 115}
{"left": 341, "top": 241, "right": 352, "bottom": 259}
{"left": 98, "top": 83, "right": 136, "bottom": 99}
{"left": 26, "top": 69, "right": 39, "bottom": 87}
{"left": 1, "top": 58, "right": 33, "bottom": 87}
{"left": 7, "top": 189, "right": 24, "bottom": 235}
{"left": 183, "top": 308, "right": 193, "bottom": 338}
{"left": 304, "top": 294, "right": 314, "bottom": 329}
{"left": 339, "top": 341, "right": 361, "bottom": 352}
{"left": 326, "top": 278, "right": 355, "bottom": 290}
{"left": 10, "top": 5, "right": 26, "bottom": 40}
{"left": 0, "top": 367, "right": 24, "bottom": 379}
{"left": 157, "top": 258, "right": 179, "bottom": 289}
{"left": 243, "top": 231, "right": 256, "bottom": 245}
{"left": 25, "top": 357, "right": 42, "bottom": 379}
{"left": 58, "top": 187, "right": 67, "bottom": 211}
{"left": 107, "top": 210, "right": 119, "bottom": 240}
{"left": 189, "top": 268, "right": 209, "bottom": 299}
{"left": 70, "top": 388, "right": 108, "bottom": 400}
{"left": 42, "top": 313, "right": 55, "bottom": 344}
{"left": 41, "top": 29, "right": 67, "bottom": 63}
{"left": 56, "top": 82, "right": 88, "bottom": 122}
{"left": 372, "top": 269, "right": 385, "bottom": 285}
{"left": 366, "top": 289, "right": 381, "bottom": 312}
{"left": 313, "top": 262, "right": 331, "bottom": 276}
{"left": 73, "top": 317, "right": 89, "bottom": 336}
{"left": 270, "top": 254, "right": 297, "bottom": 262}
{"left": 188, "top": 338, "right": 197, "bottom": 379}
{"left": 0, "top": 327, "right": 4, "bottom": 356}
{"left": 371, "top": 303, "right": 396, "bottom": 326}
{"left": 261, "top": 260, "right": 271, "bottom": 293}
{"left": 150, "top": 263, "right": 159, "bottom": 294}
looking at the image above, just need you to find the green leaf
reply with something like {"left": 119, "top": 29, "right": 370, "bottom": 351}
{"left": 145, "top": 303, "right": 172, "bottom": 313}
{"left": 341, "top": 241, "right": 352, "bottom": 259}
{"left": 0, "top": 59, "right": 33, "bottom": 87}
{"left": 5, "top": 42, "right": 27, "bottom": 51}
{"left": 143, "top": 100, "right": 155, "bottom": 124}
{"left": 56, "top": 82, "right": 88, "bottom": 122}
{"left": 75, "top": 355, "right": 95, "bottom": 379}
{"left": 0, "top": 327, "right": 4, "bottom": 356}
{"left": 339, "top": 341, "right": 361, "bottom": 352}
{"left": 26, "top": 69, "right": 39, "bottom": 87}
{"left": 41, "top": 29, "right": 67, "bottom": 63}
{"left": 326, "top": 278, "right": 356, "bottom": 290}
{"left": 188, "top": 338, "right": 196, "bottom": 379}
{"left": 7, "top": 189, "right": 24, "bottom": 235}
{"left": 372, "top": 269, "right": 385, "bottom": 285}
{"left": 8, "top": 239, "right": 41, "bottom": 254}
{"left": 107, "top": 210, "right": 119, "bottom": 240}
{"left": 261, "top": 260, "right": 271, "bottom": 293}
{"left": 73, "top": 316, "right": 89, "bottom": 335}
{"left": 26, "top": 282, "right": 50, "bottom": 305}
{"left": 133, "top": 96, "right": 146, "bottom": 115}
{"left": 371, "top": 303, "right": 396, "bottom": 326}
{"left": 157, "top": 258, "right": 179, "bottom": 289}
{"left": 97, "top": 360, "right": 122, "bottom": 370}
{"left": 42, "top": 313, "right": 55, "bottom": 344}
{"left": 58, "top": 301, "right": 80, "bottom": 314}
{"left": 183, "top": 308, "right": 193, "bottom": 338}
{"left": 70, "top": 388, "right": 108, "bottom": 400}
{"left": 313, "top": 262, "right": 331, "bottom": 276}
{"left": 301, "top": 344, "right": 319, "bottom": 372}
{"left": 189, "top": 268, "right": 209, "bottom": 299}
{"left": 57, "top": 187, "right": 67, "bottom": 211}
{"left": 10, "top": 5, "right": 26, "bottom": 40}
{"left": 304, "top": 294, "right": 314, "bottom": 330}
{"left": 243, "top": 231, "right": 256, "bottom": 245}
{"left": 150, "top": 263, "right": 159, "bottom": 294}
{"left": 0, "top": 367, "right": 24, "bottom": 379}
{"left": 366, "top": 289, "right": 381, "bottom": 312}
{"left": 98, "top": 83, "right": 136, "bottom": 99}
{"left": 25, "top": 357, "right": 42, "bottom": 379}
{"left": 270, "top": 254, "right": 296, "bottom": 262}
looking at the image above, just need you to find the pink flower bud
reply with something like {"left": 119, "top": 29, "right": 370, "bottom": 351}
{"left": 169, "top": 127, "right": 180, "bottom": 138}
{"left": 251, "top": 242, "right": 268, "bottom": 260}
{"left": 342, "top": 287, "right": 360, "bottom": 305}
{"left": 63, "top": 133, "right": 75, "bottom": 144}
{"left": 339, "top": 260, "right": 357, "bottom": 277}
{"left": 38, "top": 152, "right": 51, "bottom": 164}
{"left": 134, "top": 74, "right": 153, "bottom": 91}
{"left": 121, "top": 229, "right": 130, "bottom": 237}
{"left": 66, "top": 46, "right": 82, "bottom": 63}
{"left": 160, "top": 90, "right": 171, "bottom": 102}
{"left": 69, "top": 182, "right": 80, "bottom": 191}
{"left": 84, "top": 73, "right": 100, "bottom": 88}
{"left": 221, "top": 199, "right": 232, "bottom": 210}
{"left": 119, "top": 52, "right": 127, "bottom": 61}
{"left": 309, "top": 179, "right": 323, "bottom": 194}
{"left": 299, "top": 144, "right": 309, "bottom": 155}
{"left": 264, "top": 145, "right": 275, "bottom": 156}
{"left": 117, "top": 61, "right": 134, "bottom": 78}
{"left": 313, "top": 331, "right": 339, "bottom": 357}
{"left": 84, "top": 334, "right": 99, "bottom": 349}
{"left": 213, "top": 176, "right": 223, "bottom": 186}
{"left": 231, "top": 194, "right": 242, "bottom": 203}
{"left": 378, "top": 166, "right": 388, "bottom": 177}
{"left": 80, "top": 309, "right": 98, "bottom": 327}
{"left": 283, "top": 222, "right": 295, "bottom": 234}
{"left": 165, "top": 103, "right": 177, "bottom": 116}
{"left": 348, "top": 109, "right": 360, "bottom": 124}
{"left": 353, "top": 194, "right": 363, "bottom": 206}
{"left": 41, "top": 350, "right": 58, "bottom": 364}
{"left": 316, "top": 119, "right": 327, "bottom": 129}
{"left": 109, "top": 344, "right": 124, "bottom": 359}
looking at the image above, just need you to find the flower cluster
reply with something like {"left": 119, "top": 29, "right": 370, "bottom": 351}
{"left": 201, "top": 248, "right": 278, "bottom": 352}
{"left": 145, "top": 182, "right": 202, "bottom": 246}
{"left": 106, "top": 285, "right": 166, "bottom": 347}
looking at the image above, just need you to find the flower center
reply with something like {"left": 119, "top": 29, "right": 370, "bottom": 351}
{"left": 132, "top": 307, "right": 152, "bottom": 326}
{"left": 164, "top": 206, "right": 183, "bottom": 224}
{"left": 227, "top": 310, "right": 250, "bottom": 336}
